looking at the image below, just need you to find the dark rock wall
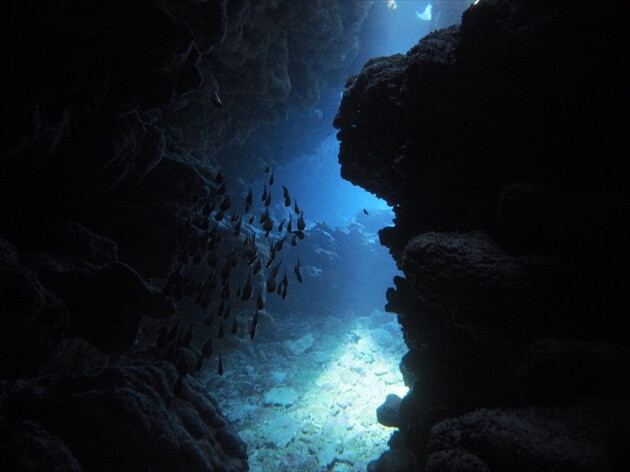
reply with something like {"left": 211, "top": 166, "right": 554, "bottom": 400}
{"left": 335, "top": 0, "right": 630, "bottom": 470}
{"left": 0, "top": 1, "right": 372, "bottom": 470}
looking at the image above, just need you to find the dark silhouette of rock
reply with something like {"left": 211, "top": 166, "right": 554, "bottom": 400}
{"left": 377, "top": 394, "right": 402, "bottom": 428}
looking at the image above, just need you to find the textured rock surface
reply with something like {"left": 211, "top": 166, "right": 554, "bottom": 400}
{"left": 335, "top": 0, "right": 630, "bottom": 469}
{"left": 0, "top": 1, "right": 373, "bottom": 470}
{"left": 0, "top": 363, "right": 248, "bottom": 472}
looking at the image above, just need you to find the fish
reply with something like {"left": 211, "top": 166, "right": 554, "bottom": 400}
{"left": 276, "top": 282, "right": 282, "bottom": 295}
{"left": 294, "top": 258, "right": 303, "bottom": 283}
{"left": 211, "top": 91, "right": 223, "bottom": 108}
{"left": 297, "top": 212, "right": 305, "bottom": 231}
{"left": 265, "top": 166, "right": 270, "bottom": 173}
{"left": 252, "top": 310, "right": 259, "bottom": 326}
{"left": 292, "top": 230, "right": 305, "bottom": 240}
{"left": 278, "top": 218, "right": 286, "bottom": 232}
{"left": 219, "top": 195, "right": 231, "bottom": 211}
{"left": 216, "top": 302, "right": 225, "bottom": 318}
{"left": 242, "top": 273, "right": 253, "bottom": 300}
{"left": 221, "top": 282, "right": 230, "bottom": 301}
{"left": 180, "top": 326, "right": 193, "bottom": 348}
{"left": 231, "top": 319, "right": 238, "bottom": 335}
{"left": 195, "top": 355, "right": 203, "bottom": 371}
{"left": 245, "top": 188, "right": 253, "bottom": 206}
{"left": 264, "top": 192, "right": 271, "bottom": 207}
{"left": 252, "top": 257, "right": 262, "bottom": 275}
{"left": 294, "top": 200, "right": 300, "bottom": 214}
{"left": 267, "top": 274, "right": 277, "bottom": 293}
{"left": 233, "top": 219, "right": 241, "bottom": 236}
{"left": 218, "top": 320, "right": 224, "bottom": 338}
{"left": 290, "top": 234, "right": 297, "bottom": 246}
{"left": 275, "top": 237, "right": 286, "bottom": 252}
{"left": 281, "top": 269, "right": 288, "bottom": 288}
{"left": 269, "top": 172, "right": 274, "bottom": 185}
{"left": 282, "top": 185, "right": 290, "bottom": 201}
{"left": 287, "top": 216, "right": 292, "bottom": 233}
{"left": 363, "top": 209, "right": 369, "bottom": 215}
{"left": 250, "top": 324, "right": 257, "bottom": 340}
{"left": 223, "top": 304, "right": 231, "bottom": 319}
{"left": 214, "top": 209, "right": 225, "bottom": 221}
{"left": 281, "top": 283, "right": 288, "bottom": 299}
{"left": 230, "top": 211, "right": 240, "bottom": 223}
{"left": 203, "top": 313, "right": 214, "bottom": 326}
{"left": 248, "top": 215, "right": 255, "bottom": 224}
{"left": 263, "top": 217, "right": 273, "bottom": 235}
{"left": 218, "top": 352, "right": 224, "bottom": 376}
{"left": 260, "top": 208, "right": 269, "bottom": 224}
{"left": 202, "top": 335, "right": 214, "bottom": 357}
{"left": 236, "top": 283, "right": 242, "bottom": 298}
{"left": 217, "top": 181, "right": 227, "bottom": 195}
{"left": 215, "top": 170, "right": 224, "bottom": 185}
{"left": 271, "top": 260, "right": 283, "bottom": 278}
{"left": 173, "top": 375, "right": 184, "bottom": 396}
{"left": 256, "top": 293, "right": 265, "bottom": 310}
{"left": 261, "top": 184, "right": 268, "bottom": 202}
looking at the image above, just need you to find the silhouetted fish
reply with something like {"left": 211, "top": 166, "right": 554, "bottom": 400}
{"left": 252, "top": 310, "right": 259, "bottom": 327}
{"left": 203, "top": 313, "right": 214, "bottom": 326}
{"left": 294, "top": 258, "right": 303, "bottom": 283}
{"left": 220, "top": 195, "right": 231, "bottom": 211}
{"left": 252, "top": 257, "right": 262, "bottom": 275}
{"left": 217, "top": 181, "right": 227, "bottom": 195}
{"left": 267, "top": 274, "right": 277, "bottom": 293}
{"left": 269, "top": 172, "right": 274, "bottom": 185}
{"left": 218, "top": 320, "right": 224, "bottom": 338}
{"left": 275, "top": 237, "right": 286, "bottom": 252}
{"left": 294, "top": 200, "right": 300, "bottom": 214}
{"left": 297, "top": 213, "right": 305, "bottom": 231}
{"left": 278, "top": 218, "right": 286, "bottom": 232}
{"left": 231, "top": 319, "right": 238, "bottom": 335}
{"left": 256, "top": 293, "right": 264, "bottom": 310}
{"left": 215, "top": 170, "right": 224, "bottom": 185}
{"left": 230, "top": 211, "right": 240, "bottom": 224}
{"left": 261, "top": 184, "right": 268, "bottom": 202}
{"left": 292, "top": 230, "right": 305, "bottom": 240}
{"left": 233, "top": 218, "right": 241, "bottom": 236}
{"left": 176, "top": 354, "right": 188, "bottom": 376}
{"left": 264, "top": 192, "right": 271, "bottom": 207}
{"left": 363, "top": 209, "right": 369, "bottom": 215}
{"left": 218, "top": 352, "right": 224, "bottom": 376}
{"left": 211, "top": 91, "right": 223, "bottom": 108}
{"left": 223, "top": 304, "right": 231, "bottom": 319}
{"left": 214, "top": 209, "right": 225, "bottom": 221}
{"left": 195, "top": 355, "right": 203, "bottom": 371}
{"left": 202, "top": 335, "right": 214, "bottom": 357}
{"left": 263, "top": 216, "right": 273, "bottom": 235}
{"left": 282, "top": 185, "right": 290, "bottom": 201}
{"left": 287, "top": 216, "right": 292, "bottom": 233}
{"left": 248, "top": 215, "right": 255, "bottom": 224}
{"left": 242, "top": 273, "right": 253, "bottom": 300}
{"left": 290, "top": 234, "right": 297, "bottom": 246}
{"left": 281, "top": 283, "right": 288, "bottom": 299}
{"left": 265, "top": 166, "right": 270, "bottom": 173}
{"left": 203, "top": 200, "right": 214, "bottom": 216}
{"left": 271, "top": 260, "right": 283, "bottom": 278}
{"left": 180, "top": 326, "right": 193, "bottom": 348}
{"left": 221, "top": 282, "right": 230, "bottom": 301}
{"left": 250, "top": 324, "right": 257, "bottom": 340}
{"left": 260, "top": 208, "right": 269, "bottom": 224}
{"left": 246, "top": 188, "right": 253, "bottom": 206}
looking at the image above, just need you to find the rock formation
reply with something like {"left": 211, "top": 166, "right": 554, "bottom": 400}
{"left": 335, "top": 0, "right": 630, "bottom": 470}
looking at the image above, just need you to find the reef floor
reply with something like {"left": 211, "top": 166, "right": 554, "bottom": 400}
{"left": 203, "top": 309, "right": 407, "bottom": 471}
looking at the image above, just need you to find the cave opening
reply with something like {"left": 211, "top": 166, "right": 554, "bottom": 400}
{"left": 3, "top": 1, "right": 626, "bottom": 471}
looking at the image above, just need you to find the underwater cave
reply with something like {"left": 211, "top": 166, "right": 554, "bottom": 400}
{"left": 1, "top": 1, "right": 629, "bottom": 471}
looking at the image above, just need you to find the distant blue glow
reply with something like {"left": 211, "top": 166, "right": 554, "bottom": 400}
{"left": 271, "top": 133, "right": 390, "bottom": 228}
{"left": 416, "top": 4, "right": 432, "bottom": 21}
